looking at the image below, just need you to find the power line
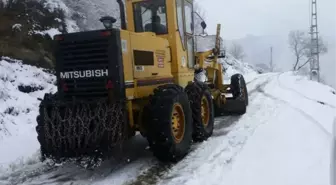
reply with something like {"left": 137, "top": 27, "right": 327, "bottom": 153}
{"left": 270, "top": 46, "right": 273, "bottom": 72}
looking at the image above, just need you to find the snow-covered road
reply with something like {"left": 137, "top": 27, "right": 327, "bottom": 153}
{"left": 0, "top": 72, "right": 335, "bottom": 185}
{"left": 156, "top": 72, "right": 335, "bottom": 185}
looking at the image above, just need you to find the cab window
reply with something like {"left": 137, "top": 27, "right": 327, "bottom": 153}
{"left": 133, "top": 0, "right": 168, "bottom": 35}
{"left": 176, "top": 0, "right": 185, "bottom": 48}
{"left": 184, "top": 1, "right": 193, "bottom": 34}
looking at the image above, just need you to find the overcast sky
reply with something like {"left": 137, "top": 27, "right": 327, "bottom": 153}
{"left": 197, "top": 0, "right": 336, "bottom": 40}
{"left": 196, "top": 0, "right": 336, "bottom": 88}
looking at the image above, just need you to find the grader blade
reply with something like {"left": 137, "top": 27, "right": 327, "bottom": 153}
{"left": 214, "top": 98, "right": 246, "bottom": 116}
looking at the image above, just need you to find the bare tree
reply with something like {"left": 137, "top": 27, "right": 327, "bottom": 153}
{"left": 288, "top": 30, "right": 308, "bottom": 70}
{"left": 229, "top": 42, "right": 245, "bottom": 61}
{"left": 288, "top": 30, "right": 328, "bottom": 71}
{"left": 297, "top": 36, "right": 328, "bottom": 70}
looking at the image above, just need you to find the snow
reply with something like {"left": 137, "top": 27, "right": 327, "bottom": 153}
{"left": 218, "top": 74, "right": 333, "bottom": 185}
{"left": 33, "top": 28, "right": 61, "bottom": 38}
{"left": 155, "top": 72, "right": 335, "bottom": 185}
{"left": 12, "top": 24, "right": 22, "bottom": 31}
{"left": 41, "top": 0, "right": 80, "bottom": 33}
{"left": 332, "top": 118, "right": 336, "bottom": 185}
{"left": 0, "top": 57, "right": 56, "bottom": 173}
{"left": 194, "top": 33, "right": 258, "bottom": 84}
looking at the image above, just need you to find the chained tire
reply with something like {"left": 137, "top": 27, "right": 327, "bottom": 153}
{"left": 185, "top": 82, "right": 214, "bottom": 142}
{"left": 36, "top": 93, "right": 127, "bottom": 162}
{"left": 36, "top": 93, "right": 57, "bottom": 160}
{"left": 145, "top": 84, "right": 193, "bottom": 162}
{"left": 230, "top": 73, "right": 248, "bottom": 114}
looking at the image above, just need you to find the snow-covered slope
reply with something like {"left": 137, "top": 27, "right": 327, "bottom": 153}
{"left": 235, "top": 73, "right": 334, "bottom": 185}
{"left": 0, "top": 57, "right": 57, "bottom": 172}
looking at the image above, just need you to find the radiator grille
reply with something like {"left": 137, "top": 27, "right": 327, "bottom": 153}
{"left": 57, "top": 38, "right": 110, "bottom": 100}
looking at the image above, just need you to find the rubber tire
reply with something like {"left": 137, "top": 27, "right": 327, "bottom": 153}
{"left": 185, "top": 82, "right": 214, "bottom": 142}
{"left": 35, "top": 93, "right": 57, "bottom": 160}
{"left": 146, "top": 84, "right": 193, "bottom": 162}
{"left": 230, "top": 73, "right": 248, "bottom": 114}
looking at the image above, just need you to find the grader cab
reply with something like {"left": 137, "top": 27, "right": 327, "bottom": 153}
{"left": 36, "top": 0, "right": 248, "bottom": 163}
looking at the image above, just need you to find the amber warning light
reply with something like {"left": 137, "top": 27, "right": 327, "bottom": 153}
{"left": 106, "top": 80, "right": 114, "bottom": 89}
{"left": 100, "top": 31, "right": 112, "bottom": 37}
{"left": 60, "top": 80, "right": 68, "bottom": 92}
{"left": 54, "top": 35, "right": 64, "bottom": 41}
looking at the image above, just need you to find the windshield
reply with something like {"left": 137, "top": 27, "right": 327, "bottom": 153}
{"left": 133, "top": 0, "right": 168, "bottom": 35}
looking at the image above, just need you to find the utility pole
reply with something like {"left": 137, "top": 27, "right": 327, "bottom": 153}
{"left": 270, "top": 46, "right": 273, "bottom": 72}
{"left": 309, "top": 0, "right": 320, "bottom": 82}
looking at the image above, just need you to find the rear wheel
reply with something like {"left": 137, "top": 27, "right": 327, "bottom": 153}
{"left": 36, "top": 93, "right": 57, "bottom": 161}
{"left": 146, "top": 84, "right": 193, "bottom": 162}
{"left": 185, "top": 82, "right": 214, "bottom": 142}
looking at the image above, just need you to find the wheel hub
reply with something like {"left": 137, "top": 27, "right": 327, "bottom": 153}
{"left": 201, "top": 96, "right": 210, "bottom": 127}
{"left": 171, "top": 103, "right": 185, "bottom": 143}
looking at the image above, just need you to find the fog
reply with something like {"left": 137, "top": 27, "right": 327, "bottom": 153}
{"left": 197, "top": 0, "right": 336, "bottom": 88}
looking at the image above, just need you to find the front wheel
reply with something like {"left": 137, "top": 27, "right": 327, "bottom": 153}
{"left": 230, "top": 73, "right": 248, "bottom": 114}
{"left": 231, "top": 73, "right": 248, "bottom": 106}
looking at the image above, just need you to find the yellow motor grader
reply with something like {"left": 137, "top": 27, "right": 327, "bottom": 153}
{"left": 36, "top": 0, "right": 248, "bottom": 163}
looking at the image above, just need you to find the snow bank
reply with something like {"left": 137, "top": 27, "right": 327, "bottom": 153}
{"left": 218, "top": 72, "right": 336, "bottom": 185}
{"left": 331, "top": 118, "right": 336, "bottom": 185}
{"left": 34, "top": 28, "right": 61, "bottom": 38}
{"left": 0, "top": 57, "right": 56, "bottom": 172}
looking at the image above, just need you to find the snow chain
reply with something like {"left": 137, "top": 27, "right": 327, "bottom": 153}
{"left": 40, "top": 98, "right": 128, "bottom": 161}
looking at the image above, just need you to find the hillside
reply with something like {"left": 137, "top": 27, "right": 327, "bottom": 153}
{"left": 0, "top": 0, "right": 80, "bottom": 69}
{"left": 0, "top": 57, "right": 56, "bottom": 173}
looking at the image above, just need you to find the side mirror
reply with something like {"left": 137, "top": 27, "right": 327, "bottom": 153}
{"left": 159, "top": 7, "right": 166, "bottom": 14}
{"left": 201, "top": 21, "right": 207, "bottom": 30}
{"left": 190, "top": 22, "right": 194, "bottom": 32}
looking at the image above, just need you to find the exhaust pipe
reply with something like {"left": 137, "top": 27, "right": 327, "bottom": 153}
{"left": 116, "top": 0, "right": 127, "bottom": 30}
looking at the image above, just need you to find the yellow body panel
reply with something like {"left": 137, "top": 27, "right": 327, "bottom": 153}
{"left": 121, "top": 0, "right": 228, "bottom": 130}
{"left": 129, "top": 32, "right": 172, "bottom": 78}
{"left": 126, "top": 0, "right": 194, "bottom": 88}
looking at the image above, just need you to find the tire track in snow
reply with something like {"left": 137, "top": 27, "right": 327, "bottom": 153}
{"left": 155, "top": 83, "right": 281, "bottom": 185}
{"left": 276, "top": 73, "right": 336, "bottom": 109}
{"left": 0, "top": 136, "right": 154, "bottom": 185}
{"left": 256, "top": 82, "right": 332, "bottom": 138}
{"left": 125, "top": 75, "right": 275, "bottom": 185}
{"left": 124, "top": 116, "right": 242, "bottom": 185}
